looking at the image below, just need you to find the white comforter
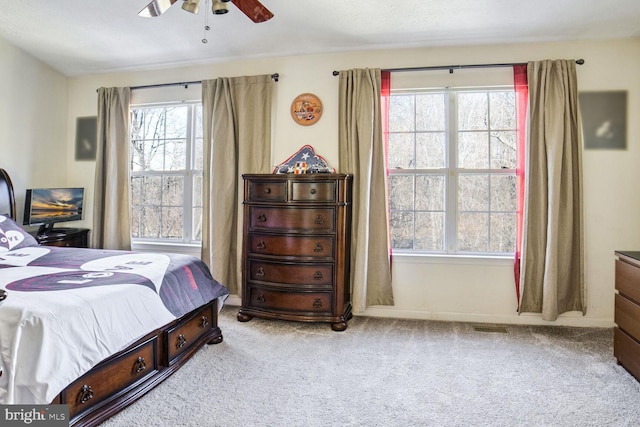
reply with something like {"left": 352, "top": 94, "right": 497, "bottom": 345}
{"left": 0, "top": 246, "right": 227, "bottom": 404}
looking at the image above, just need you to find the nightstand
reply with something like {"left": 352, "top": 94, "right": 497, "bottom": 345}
{"left": 32, "top": 228, "right": 90, "bottom": 248}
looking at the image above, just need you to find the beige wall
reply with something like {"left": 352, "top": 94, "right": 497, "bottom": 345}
{"left": 6, "top": 34, "right": 640, "bottom": 327}
{"left": 0, "top": 36, "right": 68, "bottom": 217}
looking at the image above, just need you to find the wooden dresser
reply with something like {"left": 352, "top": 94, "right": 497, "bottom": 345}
{"left": 238, "top": 173, "right": 353, "bottom": 331}
{"left": 614, "top": 251, "right": 640, "bottom": 381}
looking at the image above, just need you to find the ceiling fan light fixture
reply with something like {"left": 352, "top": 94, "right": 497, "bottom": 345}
{"left": 212, "top": 0, "right": 229, "bottom": 14}
{"left": 181, "top": 0, "right": 201, "bottom": 14}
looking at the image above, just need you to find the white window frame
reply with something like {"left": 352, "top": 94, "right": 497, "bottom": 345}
{"left": 129, "top": 101, "right": 202, "bottom": 247}
{"left": 388, "top": 86, "right": 517, "bottom": 257}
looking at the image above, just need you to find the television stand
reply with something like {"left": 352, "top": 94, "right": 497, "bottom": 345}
{"left": 31, "top": 227, "right": 90, "bottom": 248}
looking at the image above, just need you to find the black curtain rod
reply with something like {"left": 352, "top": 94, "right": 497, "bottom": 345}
{"left": 131, "top": 80, "right": 201, "bottom": 90}
{"left": 129, "top": 73, "right": 279, "bottom": 90}
{"left": 332, "top": 59, "right": 584, "bottom": 76}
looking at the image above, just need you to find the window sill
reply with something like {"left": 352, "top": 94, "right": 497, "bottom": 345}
{"left": 391, "top": 252, "right": 514, "bottom": 266}
{"left": 131, "top": 240, "right": 202, "bottom": 256}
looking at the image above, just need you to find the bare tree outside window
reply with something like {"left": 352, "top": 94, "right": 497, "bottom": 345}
{"left": 130, "top": 103, "right": 203, "bottom": 243}
{"left": 388, "top": 89, "right": 516, "bottom": 255}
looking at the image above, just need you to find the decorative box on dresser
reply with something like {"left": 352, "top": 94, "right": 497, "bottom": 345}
{"left": 238, "top": 173, "right": 353, "bottom": 331}
{"left": 614, "top": 251, "right": 640, "bottom": 381}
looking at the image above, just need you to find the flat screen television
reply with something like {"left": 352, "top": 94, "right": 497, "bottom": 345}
{"left": 23, "top": 187, "right": 84, "bottom": 236}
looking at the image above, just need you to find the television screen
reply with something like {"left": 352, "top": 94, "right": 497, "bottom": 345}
{"left": 23, "top": 188, "right": 84, "bottom": 233}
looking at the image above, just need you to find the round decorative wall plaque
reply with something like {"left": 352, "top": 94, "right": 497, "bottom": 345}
{"left": 290, "top": 93, "right": 323, "bottom": 126}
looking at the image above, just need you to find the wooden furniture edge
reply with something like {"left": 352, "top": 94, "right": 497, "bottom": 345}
{"left": 56, "top": 299, "right": 224, "bottom": 427}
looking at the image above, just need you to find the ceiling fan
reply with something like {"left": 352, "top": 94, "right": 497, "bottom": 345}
{"left": 139, "top": 0, "right": 273, "bottom": 23}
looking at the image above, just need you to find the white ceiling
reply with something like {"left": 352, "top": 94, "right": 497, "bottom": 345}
{"left": 1, "top": 0, "right": 639, "bottom": 77}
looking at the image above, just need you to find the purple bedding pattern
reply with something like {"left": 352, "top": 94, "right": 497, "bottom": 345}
{"left": 0, "top": 215, "right": 39, "bottom": 252}
{"left": 0, "top": 246, "right": 229, "bottom": 318}
{"left": 0, "top": 245, "right": 229, "bottom": 404}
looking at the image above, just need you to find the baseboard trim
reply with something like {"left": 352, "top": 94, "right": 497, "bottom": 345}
{"left": 224, "top": 295, "right": 242, "bottom": 307}
{"left": 223, "top": 296, "right": 613, "bottom": 328}
{"left": 361, "top": 307, "right": 614, "bottom": 328}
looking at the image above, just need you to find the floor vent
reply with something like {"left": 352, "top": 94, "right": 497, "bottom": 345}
{"left": 473, "top": 325, "right": 509, "bottom": 333}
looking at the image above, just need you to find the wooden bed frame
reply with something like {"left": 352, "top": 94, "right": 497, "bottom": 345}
{"left": 0, "top": 168, "right": 224, "bottom": 427}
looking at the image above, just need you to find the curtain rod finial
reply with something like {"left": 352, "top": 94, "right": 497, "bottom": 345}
{"left": 576, "top": 59, "right": 585, "bottom": 65}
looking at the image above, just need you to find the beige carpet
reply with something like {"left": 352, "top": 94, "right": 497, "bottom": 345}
{"left": 100, "top": 306, "right": 640, "bottom": 427}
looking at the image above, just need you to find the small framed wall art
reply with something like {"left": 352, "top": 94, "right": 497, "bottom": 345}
{"left": 75, "top": 116, "right": 98, "bottom": 160}
{"left": 579, "top": 90, "right": 627, "bottom": 150}
{"left": 290, "top": 93, "right": 323, "bottom": 126}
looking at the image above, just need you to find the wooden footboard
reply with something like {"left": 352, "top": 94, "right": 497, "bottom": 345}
{"left": 52, "top": 299, "right": 223, "bottom": 427}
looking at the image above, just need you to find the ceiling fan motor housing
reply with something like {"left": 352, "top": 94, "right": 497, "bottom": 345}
{"left": 139, "top": 0, "right": 273, "bottom": 22}
{"left": 213, "top": 0, "right": 229, "bottom": 14}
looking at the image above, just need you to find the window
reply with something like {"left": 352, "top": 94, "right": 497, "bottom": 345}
{"left": 388, "top": 88, "right": 516, "bottom": 255}
{"left": 130, "top": 102, "right": 203, "bottom": 244}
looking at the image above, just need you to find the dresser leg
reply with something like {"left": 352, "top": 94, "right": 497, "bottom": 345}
{"left": 208, "top": 334, "right": 224, "bottom": 345}
{"left": 237, "top": 312, "right": 253, "bottom": 322}
{"left": 331, "top": 321, "right": 348, "bottom": 332}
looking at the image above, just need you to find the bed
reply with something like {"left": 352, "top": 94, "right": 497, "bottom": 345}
{"left": 0, "top": 168, "right": 229, "bottom": 426}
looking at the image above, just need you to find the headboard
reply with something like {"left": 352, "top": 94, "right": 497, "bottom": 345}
{"left": 0, "top": 168, "right": 16, "bottom": 220}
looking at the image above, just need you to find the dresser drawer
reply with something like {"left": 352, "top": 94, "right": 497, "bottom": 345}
{"left": 248, "top": 259, "right": 334, "bottom": 287}
{"left": 247, "top": 180, "right": 287, "bottom": 202}
{"left": 248, "top": 207, "right": 335, "bottom": 232}
{"left": 616, "top": 259, "right": 640, "bottom": 304}
{"left": 165, "top": 302, "right": 215, "bottom": 365}
{"left": 615, "top": 293, "right": 640, "bottom": 342}
{"left": 248, "top": 286, "right": 333, "bottom": 315}
{"left": 291, "top": 181, "right": 336, "bottom": 202}
{"left": 64, "top": 336, "right": 158, "bottom": 418}
{"left": 248, "top": 234, "right": 334, "bottom": 258}
{"left": 614, "top": 327, "right": 640, "bottom": 381}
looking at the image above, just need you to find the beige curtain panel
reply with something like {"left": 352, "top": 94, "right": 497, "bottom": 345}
{"left": 338, "top": 68, "right": 394, "bottom": 313}
{"left": 201, "top": 75, "right": 274, "bottom": 295}
{"left": 93, "top": 87, "right": 132, "bottom": 250}
{"left": 519, "top": 60, "right": 585, "bottom": 321}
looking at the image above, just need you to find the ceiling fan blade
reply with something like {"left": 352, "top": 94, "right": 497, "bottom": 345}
{"left": 231, "top": 0, "right": 274, "bottom": 23}
{"left": 138, "top": 0, "right": 179, "bottom": 17}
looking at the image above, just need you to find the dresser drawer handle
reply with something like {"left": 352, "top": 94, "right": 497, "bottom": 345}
{"left": 134, "top": 356, "right": 147, "bottom": 373}
{"left": 257, "top": 294, "right": 266, "bottom": 304}
{"left": 256, "top": 241, "right": 266, "bottom": 250}
{"left": 256, "top": 267, "right": 265, "bottom": 277}
{"left": 200, "top": 315, "right": 209, "bottom": 328}
{"left": 177, "top": 334, "right": 187, "bottom": 349}
{"left": 79, "top": 384, "right": 94, "bottom": 404}
{"left": 314, "top": 215, "right": 324, "bottom": 224}
{"left": 313, "top": 298, "right": 323, "bottom": 308}
{"left": 313, "top": 271, "right": 324, "bottom": 280}
{"left": 310, "top": 188, "right": 317, "bottom": 195}
{"left": 314, "top": 243, "right": 324, "bottom": 252}
{"left": 257, "top": 213, "right": 267, "bottom": 222}
{"left": 263, "top": 187, "right": 271, "bottom": 194}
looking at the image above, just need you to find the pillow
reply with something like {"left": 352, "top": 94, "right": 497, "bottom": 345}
{"left": 0, "top": 215, "right": 39, "bottom": 252}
